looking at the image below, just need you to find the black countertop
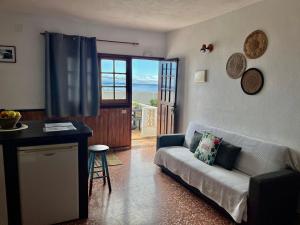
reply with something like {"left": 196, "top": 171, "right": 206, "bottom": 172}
{"left": 0, "top": 120, "right": 93, "bottom": 143}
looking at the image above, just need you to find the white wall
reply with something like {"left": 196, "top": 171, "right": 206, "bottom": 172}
{"left": 167, "top": 0, "right": 300, "bottom": 166}
{"left": 0, "top": 13, "right": 166, "bottom": 109}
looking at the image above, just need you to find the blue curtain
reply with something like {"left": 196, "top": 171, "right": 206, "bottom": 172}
{"left": 45, "top": 32, "right": 99, "bottom": 117}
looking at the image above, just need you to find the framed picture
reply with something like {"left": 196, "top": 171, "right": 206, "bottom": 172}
{"left": 0, "top": 45, "right": 16, "bottom": 63}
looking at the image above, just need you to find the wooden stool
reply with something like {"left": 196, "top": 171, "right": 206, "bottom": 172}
{"left": 88, "top": 145, "right": 111, "bottom": 196}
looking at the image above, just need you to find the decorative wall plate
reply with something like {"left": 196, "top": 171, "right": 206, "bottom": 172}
{"left": 226, "top": 53, "right": 247, "bottom": 79}
{"left": 241, "top": 68, "right": 264, "bottom": 95}
{"left": 244, "top": 30, "right": 268, "bottom": 59}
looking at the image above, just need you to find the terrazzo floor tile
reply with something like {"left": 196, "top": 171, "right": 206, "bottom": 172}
{"left": 62, "top": 138, "right": 234, "bottom": 225}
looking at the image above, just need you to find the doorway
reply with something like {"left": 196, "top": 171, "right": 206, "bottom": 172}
{"left": 98, "top": 53, "right": 178, "bottom": 147}
{"left": 131, "top": 59, "right": 159, "bottom": 140}
{"left": 131, "top": 58, "right": 179, "bottom": 140}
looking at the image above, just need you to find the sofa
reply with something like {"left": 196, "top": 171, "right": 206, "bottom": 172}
{"left": 154, "top": 121, "right": 299, "bottom": 225}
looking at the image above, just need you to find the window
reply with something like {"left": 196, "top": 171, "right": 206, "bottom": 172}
{"left": 99, "top": 55, "right": 131, "bottom": 106}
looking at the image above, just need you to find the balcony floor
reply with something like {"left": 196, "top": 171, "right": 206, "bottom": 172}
{"left": 132, "top": 129, "right": 142, "bottom": 140}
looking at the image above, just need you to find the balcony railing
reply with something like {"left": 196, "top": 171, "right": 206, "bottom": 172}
{"left": 132, "top": 103, "right": 157, "bottom": 138}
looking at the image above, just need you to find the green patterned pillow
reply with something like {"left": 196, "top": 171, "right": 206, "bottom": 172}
{"left": 194, "top": 132, "right": 222, "bottom": 165}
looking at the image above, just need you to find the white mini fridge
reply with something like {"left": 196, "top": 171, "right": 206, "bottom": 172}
{"left": 18, "top": 143, "right": 79, "bottom": 225}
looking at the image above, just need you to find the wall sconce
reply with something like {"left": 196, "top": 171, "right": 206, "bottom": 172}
{"left": 200, "top": 44, "right": 214, "bottom": 53}
{"left": 194, "top": 70, "right": 207, "bottom": 83}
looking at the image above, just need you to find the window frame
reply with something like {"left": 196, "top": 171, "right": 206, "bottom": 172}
{"left": 98, "top": 54, "right": 132, "bottom": 108}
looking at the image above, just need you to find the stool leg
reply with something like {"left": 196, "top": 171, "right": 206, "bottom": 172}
{"left": 100, "top": 152, "right": 106, "bottom": 185}
{"left": 103, "top": 153, "right": 112, "bottom": 192}
{"left": 88, "top": 152, "right": 92, "bottom": 175}
{"left": 89, "top": 153, "right": 96, "bottom": 196}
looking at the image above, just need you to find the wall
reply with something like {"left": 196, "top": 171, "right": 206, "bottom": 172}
{"left": 167, "top": 0, "right": 300, "bottom": 165}
{"left": 0, "top": 13, "right": 166, "bottom": 109}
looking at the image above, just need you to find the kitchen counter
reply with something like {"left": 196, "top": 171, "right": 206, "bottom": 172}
{"left": 0, "top": 120, "right": 92, "bottom": 225}
{"left": 0, "top": 120, "right": 92, "bottom": 143}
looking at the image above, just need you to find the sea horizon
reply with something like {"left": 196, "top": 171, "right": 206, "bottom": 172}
{"left": 132, "top": 83, "right": 158, "bottom": 93}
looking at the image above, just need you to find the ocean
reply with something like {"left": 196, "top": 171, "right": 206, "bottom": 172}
{"left": 132, "top": 83, "right": 158, "bottom": 93}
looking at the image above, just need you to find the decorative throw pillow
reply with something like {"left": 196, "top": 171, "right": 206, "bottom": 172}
{"left": 189, "top": 131, "right": 203, "bottom": 153}
{"left": 215, "top": 141, "right": 242, "bottom": 170}
{"left": 194, "top": 132, "right": 222, "bottom": 165}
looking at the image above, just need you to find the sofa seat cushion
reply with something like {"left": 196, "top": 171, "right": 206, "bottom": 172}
{"left": 154, "top": 146, "right": 250, "bottom": 223}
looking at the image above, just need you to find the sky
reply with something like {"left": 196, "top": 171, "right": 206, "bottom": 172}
{"left": 101, "top": 59, "right": 159, "bottom": 86}
{"left": 132, "top": 59, "right": 159, "bottom": 85}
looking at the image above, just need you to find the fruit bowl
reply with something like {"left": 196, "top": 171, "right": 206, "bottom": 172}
{"left": 0, "top": 111, "right": 22, "bottom": 129}
{"left": 0, "top": 116, "right": 21, "bottom": 129}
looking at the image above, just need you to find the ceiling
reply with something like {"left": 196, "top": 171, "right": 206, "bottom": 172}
{"left": 0, "top": 0, "right": 263, "bottom": 32}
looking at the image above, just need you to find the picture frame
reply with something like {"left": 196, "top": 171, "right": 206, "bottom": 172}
{"left": 0, "top": 45, "right": 16, "bottom": 63}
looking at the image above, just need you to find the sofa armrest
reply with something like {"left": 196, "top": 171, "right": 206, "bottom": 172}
{"left": 248, "top": 169, "right": 300, "bottom": 225}
{"left": 156, "top": 133, "right": 185, "bottom": 150}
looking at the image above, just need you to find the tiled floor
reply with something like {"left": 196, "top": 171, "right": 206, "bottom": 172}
{"left": 131, "top": 129, "right": 142, "bottom": 140}
{"left": 66, "top": 138, "right": 233, "bottom": 225}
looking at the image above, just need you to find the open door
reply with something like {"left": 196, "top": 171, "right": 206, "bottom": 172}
{"left": 157, "top": 59, "right": 178, "bottom": 135}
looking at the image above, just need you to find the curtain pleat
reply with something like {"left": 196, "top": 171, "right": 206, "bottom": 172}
{"left": 45, "top": 32, "right": 99, "bottom": 117}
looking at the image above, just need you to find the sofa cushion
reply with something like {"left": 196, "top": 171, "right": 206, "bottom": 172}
{"left": 184, "top": 122, "right": 289, "bottom": 176}
{"left": 189, "top": 131, "right": 203, "bottom": 153}
{"left": 194, "top": 132, "right": 222, "bottom": 165}
{"left": 215, "top": 141, "right": 242, "bottom": 170}
{"left": 154, "top": 146, "right": 250, "bottom": 223}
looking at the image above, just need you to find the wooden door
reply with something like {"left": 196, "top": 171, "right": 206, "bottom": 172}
{"left": 98, "top": 54, "right": 132, "bottom": 149}
{"left": 157, "top": 59, "right": 178, "bottom": 135}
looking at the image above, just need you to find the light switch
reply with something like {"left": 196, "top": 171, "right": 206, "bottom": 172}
{"left": 194, "top": 70, "right": 207, "bottom": 83}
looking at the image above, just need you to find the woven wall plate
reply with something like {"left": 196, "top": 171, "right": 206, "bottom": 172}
{"left": 241, "top": 68, "right": 264, "bottom": 95}
{"left": 244, "top": 30, "right": 268, "bottom": 59}
{"left": 226, "top": 53, "right": 247, "bottom": 79}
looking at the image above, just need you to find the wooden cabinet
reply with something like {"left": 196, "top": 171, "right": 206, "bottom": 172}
{"left": 21, "top": 107, "right": 131, "bottom": 150}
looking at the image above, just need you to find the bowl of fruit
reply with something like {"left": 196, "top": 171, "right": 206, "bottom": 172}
{"left": 0, "top": 111, "right": 22, "bottom": 129}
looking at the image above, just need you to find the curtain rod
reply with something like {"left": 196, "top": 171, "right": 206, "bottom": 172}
{"left": 40, "top": 32, "right": 139, "bottom": 46}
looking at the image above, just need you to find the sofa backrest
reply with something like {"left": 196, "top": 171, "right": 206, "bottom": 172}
{"left": 184, "top": 121, "right": 289, "bottom": 176}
